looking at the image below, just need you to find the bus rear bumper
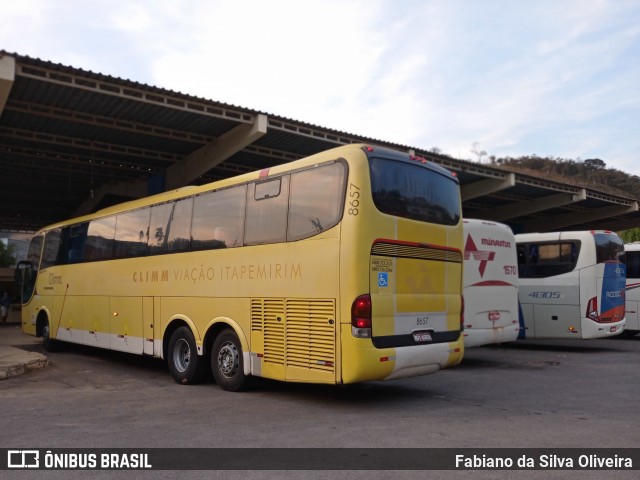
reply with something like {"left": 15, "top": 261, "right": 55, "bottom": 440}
{"left": 383, "top": 341, "right": 464, "bottom": 381}
{"left": 582, "top": 317, "right": 626, "bottom": 339}
{"left": 340, "top": 323, "right": 464, "bottom": 383}
{"left": 463, "top": 325, "right": 520, "bottom": 348}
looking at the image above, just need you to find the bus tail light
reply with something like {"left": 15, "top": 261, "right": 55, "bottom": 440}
{"left": 586, "top": 296, "right": 601, "bottom": 323}
{"left": 351, "top": 294, "right": 372, "bottom": 338}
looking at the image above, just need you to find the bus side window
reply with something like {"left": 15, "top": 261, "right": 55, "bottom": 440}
{"left": 166, "top": 198, "right": 193, "bottom": 253}
{"left": 41, "top": 229, "right": 62, "bottom": 270}
{"left": 288, "top": 162, "right": 346, "bottom": 241}
{"left": 85, "top": 217, "right": 116, "bottom": 261}
{"left": 629, "top": 252, "right": 640, "bottom": 278}
{"left": 67, "top": 223, "right": 89, "bottom": 263}
{"left": 113, "top": 208, "right": 151, "bottom": 258}
{"left": 68, "top": 249, "right": 83, "bottom": 263}
{"left": 245, "top": 177, "right": 289, "bottom": 245}
{"left": 148, "top": 203, "right": 173, "bottom": 255}
{"left": 192, "top": 186, "right": 246, "bottom": 250}
{"left": 517, "top": 245, "right": 528, "bottom": 277}
{"left": 213, "top": 227, "right": 238, "bottom": 248}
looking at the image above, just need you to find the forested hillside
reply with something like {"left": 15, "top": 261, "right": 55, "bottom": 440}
{"left": 485, "top": 154, "right": 640, "bottom": 239}
{"left": 488, "top": 155, "right": 640, "bottom": 199}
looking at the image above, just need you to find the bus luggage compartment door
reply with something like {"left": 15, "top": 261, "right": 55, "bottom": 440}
{"left": 110, "top": 296, "right": 144, "bottom": 354}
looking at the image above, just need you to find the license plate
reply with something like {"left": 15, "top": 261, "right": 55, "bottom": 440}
{"left": 412, "top": 331, "right": 433, "bottom": 343}
{"left": 610, "top": 326, "right": 617, "bottom": 333}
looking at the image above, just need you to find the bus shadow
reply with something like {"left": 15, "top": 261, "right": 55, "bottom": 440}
{"left": 27, "top": 341, "right": 167, "bottom": 374}
{"left": 28, "top": 341, "right": 447, "bottom": 403}
{"left": 482, "top": 340, "right": 622, "bottom": 354}
{"left": 458, "top": 355, "right": 560, "bottom": 370}
{"left": 246, "top": 376, "right": 450, "bottom": 405}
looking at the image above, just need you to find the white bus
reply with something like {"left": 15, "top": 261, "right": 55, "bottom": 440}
{"left": 462, "top": 219, "right": 520, "bottom": 347}
{"left": 623, "top": 242, "right": 640, "bottom": 337}
{"left": 516, "top": 231, "right": 626, "bottom": 339}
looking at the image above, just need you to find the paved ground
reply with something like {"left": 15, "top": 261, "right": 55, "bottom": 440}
{"left": 0, "top": 310, "right": 47, "bottom": 380}
{"left": 1, "top": 311, "right": 638, "bottom": 480}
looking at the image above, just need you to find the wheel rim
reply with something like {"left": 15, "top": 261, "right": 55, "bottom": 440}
{"left": 172, "top": 338, "right": 191, "bottom": 373}
{"left": 217, "top": 341, "right": 239, "bottom": 378}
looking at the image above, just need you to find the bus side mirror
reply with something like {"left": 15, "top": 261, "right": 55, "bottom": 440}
{"left": 14, "top": 261, "right": 35, "bottom": 305}
{"left": 14, "top": 260, "right": 33, "bottom": 286}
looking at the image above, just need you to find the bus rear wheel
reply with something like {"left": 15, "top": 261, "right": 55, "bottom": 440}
{"left": 167, "top": 326, "right": 206, "bottom": 385}
{"left": 211, "top": 328, "right": 248, "bottom": 392}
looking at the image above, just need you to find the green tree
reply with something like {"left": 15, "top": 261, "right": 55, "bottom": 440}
{"left": 619, "top": 228, "right": 640, "bottom": 243}
{"left": 584, "top": 158, "right": 607, "bottom": 171}
{"left": 0, "top": 241, "right": 17, "bottom": 267}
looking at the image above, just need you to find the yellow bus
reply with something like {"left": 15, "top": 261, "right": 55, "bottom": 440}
{"left": 16, "top": 144, "right": 464, "bottom": 391}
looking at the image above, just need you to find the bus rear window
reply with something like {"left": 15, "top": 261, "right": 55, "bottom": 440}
{"left": 627, "top": 251, "right": 640, "bottom": 278}
{"left": 594, "top": 233, "right": 625, "bottom": 264}
{"left": 369, "top": 158, "right": 460, "bottom": 225}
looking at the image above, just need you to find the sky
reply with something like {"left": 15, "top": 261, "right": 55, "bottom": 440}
{"left": 1, "top": 0, "right": 639, "bottom": 175}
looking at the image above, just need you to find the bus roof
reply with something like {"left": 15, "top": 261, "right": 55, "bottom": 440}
{"left": 34, "top": 143, "right": 459, "bottom": 234}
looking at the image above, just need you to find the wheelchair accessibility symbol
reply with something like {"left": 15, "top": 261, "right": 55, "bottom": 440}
{"left": 378, "top": 272, "right": 388, "bottom": 287}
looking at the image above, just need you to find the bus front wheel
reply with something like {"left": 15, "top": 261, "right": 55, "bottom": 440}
{"left": 167, "top": 326, "right": 206, "bottom": 385}
{"left": 41, "top": 318, "right": 60, "bottom": 352}
{"left": 211, "top": 329, "right": 247, "bottom": 392}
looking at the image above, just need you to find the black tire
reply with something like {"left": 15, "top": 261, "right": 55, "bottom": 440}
{"left": 41, "top": 319, "right": 61, "bottom": 352}
{"left": 621, "top": 330, "right": 639, "bottom": 339}
{"left": 167, "top": 326, "right": 207, "bottom": 385}
{"left": 211, "top": 328, "right": 248, "bottom": 392}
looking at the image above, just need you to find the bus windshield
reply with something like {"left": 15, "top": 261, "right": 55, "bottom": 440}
{"left": 369, "top": 157, "right": 460, "bottom": 225}
{"left": 594, "top": 233, "right": 625, "bottom": 264}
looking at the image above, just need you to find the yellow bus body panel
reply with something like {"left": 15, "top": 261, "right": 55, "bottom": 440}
{"left": 20, "top": 144, "right": 464, "bottom": 386}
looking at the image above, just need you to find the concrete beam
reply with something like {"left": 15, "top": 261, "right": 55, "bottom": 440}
{"left": 521, "top": 201, "right": 639, "bottom": 233}
{"left": 477, "top": 189, "right": 587, "bottom": 222}
{"left": 166, "top": 113, "right": 268, "bottom": 190}
{"left": 75, "top": 179, "right": 147, "bottom": 216}
{"left": 461, "top": 173, "right": 515, "bottom": 201}
{"left": 601, "top": 216, "right": 640, "bottom": 232}
{"left": 0, "top": 54, "right": 16, "bottom": 115}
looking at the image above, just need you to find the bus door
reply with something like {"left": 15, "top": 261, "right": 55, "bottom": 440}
{"left": 110, "top": 296, "right": 145, "bottom": 354}
{"left": 143, "top": 297, "right": 155, "bottom": 355}
{"left": 82, "top": 296, "right": 110, "bottom": 349}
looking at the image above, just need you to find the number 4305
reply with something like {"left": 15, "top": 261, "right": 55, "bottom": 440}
{"left": 529, "top": 291, "right": 561, "bottom": 299}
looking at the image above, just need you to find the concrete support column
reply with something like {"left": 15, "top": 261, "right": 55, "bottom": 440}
{"left": 0, "top": 54, "right": 16, "bottom": 115}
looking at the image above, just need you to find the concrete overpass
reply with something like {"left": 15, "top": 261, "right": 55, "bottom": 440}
{"left": 1, "top": 51, "right": 638, "bottom": 235}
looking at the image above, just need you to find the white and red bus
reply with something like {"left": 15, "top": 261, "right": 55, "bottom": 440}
{"left": 462, "top": 219, "right": 520, "bottom": 347}
{"left": 516, "top": 231, "right": 626, "bottom": 339}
